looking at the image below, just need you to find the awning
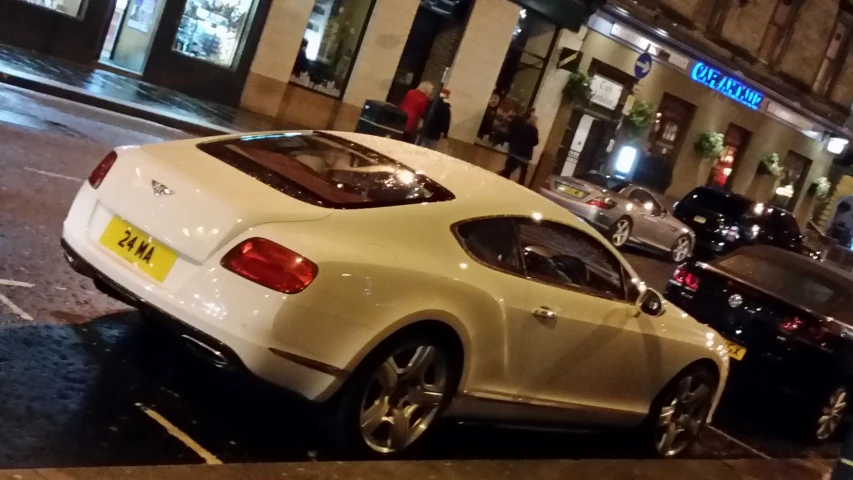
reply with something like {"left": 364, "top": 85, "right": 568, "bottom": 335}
{"left": 514, "top": 0, "right": 604, "bottom": 31}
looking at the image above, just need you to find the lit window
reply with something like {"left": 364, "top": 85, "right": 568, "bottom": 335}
{"left": 16, "top": 0, "right": 83, "bottom": 17}
{"left": 172, "top": 0, "right": 258, "bottom": 68}
{"left": 290, "top": 0, "right": 376, "bottom": 98}
{"left": 476, "top": 10, "right": 557, "bottom": 152}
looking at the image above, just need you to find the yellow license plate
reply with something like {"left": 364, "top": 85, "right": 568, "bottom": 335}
{"left": 694, "top": 216, "right": 707, "bottom": 224}
{"left": 724, "top": 340, "right": 747, "bottom": 361}
{"left": 99, "top": 217, "right": 178, "bottom": 283}
{"left": 557, "top": 185, "right": 586, "bottom": 198}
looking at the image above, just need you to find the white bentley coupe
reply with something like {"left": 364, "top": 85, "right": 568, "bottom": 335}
{"left": 61, "top": 131, "right": 729, "bottom": 458}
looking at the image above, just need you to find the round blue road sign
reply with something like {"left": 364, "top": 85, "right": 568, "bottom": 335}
{"left": 635, "top": 52, "right": 653, "bottom": 79}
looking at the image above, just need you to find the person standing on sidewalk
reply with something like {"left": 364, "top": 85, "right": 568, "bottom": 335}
{"left": 499, "top": 111, "right": 539, "bottom": 185}
{"left": 421, "top": 89, "right": 452, "bottom": 151}
{"left": 399, "top": 81, "right": 434, "bottom": 143}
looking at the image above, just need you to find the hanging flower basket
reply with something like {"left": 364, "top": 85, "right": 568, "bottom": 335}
{"left": 694, "top": 132, "right": 724, "bottom": 160}
{"left": 563, "top": 71, "right": 592, "bottom": 105}
{"left": 811, "top": 176, "right": 831, "bottom": 200}
{"left": 623, "top": 101, "right": 656, "bottom": 141}
{"left": 757, "top": 153, "right": 782, "bottom": 177}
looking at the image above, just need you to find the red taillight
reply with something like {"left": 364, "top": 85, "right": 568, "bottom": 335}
{"left": 586, "top": 198, "right": 617, "bottom": 209}
{"left": 221, "top": 238, "right": 317, "bottom": 294}
{"left": 672, "top": 265, "right": 700, "bottom": 290}
{"left": 88, "top": 151, "right": 117, "bottom": 189}
{"left": 685, "top": 273, "right": 700, "bottom": 291}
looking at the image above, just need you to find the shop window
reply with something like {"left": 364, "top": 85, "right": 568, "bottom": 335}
{"left": 291, "top": 0, "right": 377, "bottom": 98}
{"left": 707, "top": 124, "right": 751, "bottom": 189}
{"left": 813, "top": 21, "right": 850, "bottom": 96}
{"left": 17, "top": 0, "right": 84, "bottom": 17}
{"left": 649, "top": 93, "right": 696, "bottom": 166}
{"left": 172, "top": 0, "right": 258, "bottom": 68}
{"left": 476, "top": 9, "right": 558, "bottom": 152}
{"left": 757, "top": 0, "right": 797, "bottom": 65}
{"left": 771, "top": 151, "right": 812, "bottom": 211}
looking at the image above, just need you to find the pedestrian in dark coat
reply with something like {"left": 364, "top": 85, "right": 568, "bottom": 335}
{"left": 499, "top": 112, "right": 539, "bottom": 184}
{"left": 421, "top": 89, "right": 452, "bottom": 150}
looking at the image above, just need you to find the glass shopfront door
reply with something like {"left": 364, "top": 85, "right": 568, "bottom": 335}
{"left": 100, "top": 0, "right": 165, "bottom": 73}
{"left": 97, "top": 0, "right": 270, "bottom": 105}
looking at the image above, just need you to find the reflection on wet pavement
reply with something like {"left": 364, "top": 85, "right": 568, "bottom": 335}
{"left": 0, "top": 44, "right": 294, "bottom": 134}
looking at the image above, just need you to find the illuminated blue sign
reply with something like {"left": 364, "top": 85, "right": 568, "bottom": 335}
{"left": 690, "top": 62, "right": 764, "bottom": 110}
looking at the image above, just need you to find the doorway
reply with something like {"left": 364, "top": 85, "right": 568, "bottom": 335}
{"left": 100, "top": 0, "right": 165, "bottom": 73}
{"left": 707, "top": 123, "right": 752, "bottom": 188}
{"left": 386, "top": 0, "right": 472, "bottom": 105}
{"left": 558, "top": 113, "right": 609, "bottom": 177}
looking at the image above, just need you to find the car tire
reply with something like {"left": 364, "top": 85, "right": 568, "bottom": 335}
{"left": 644, "top": 365, "right": 717, "bottom": 458}
{"left": 323, "top": 330, "right": 461, "bottom": 457}
{"left": 608, "top": 217, "right": 632, "bottom": 248}
{"left": 670, "top": 235, "right": 692, "bottom": 263}
{"left": 807, "top": 386, "right": 849, "bottom": 444}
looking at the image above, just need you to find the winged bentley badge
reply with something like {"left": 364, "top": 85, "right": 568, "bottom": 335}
{"left": 151, "top": 180, "right": 174, "bottom": 197}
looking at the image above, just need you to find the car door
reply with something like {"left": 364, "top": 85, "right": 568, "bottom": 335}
{"left": 453, "top": 217, "right": 535, "bottom": 400}
{"left": 625, "top": 188, "right": 670, "bottom": 249}
{"left": 512, "top": 219, "right": 657, "bottom": 423}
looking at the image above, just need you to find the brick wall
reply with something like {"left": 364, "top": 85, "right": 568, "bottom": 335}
{"left": 719, "top": 0, "right": 776, "bottom": 57}
{"left": 830, "top": 47, "right": 853, "bottom": 108}
{"left": 659, "top": 0, "right": 702, "bottom": 21}
{"left": 777, "top": 0, "right": 840, "bottom": 87}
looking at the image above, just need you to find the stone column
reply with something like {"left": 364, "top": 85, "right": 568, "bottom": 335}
{"left": 240, "top": 0, "right": 315, "bottom": 117}
{"left": 343, "top": 0, "right": 420, "bottom": 110}
{"left": 443, "top": 0, "right": 520, "bottom": 144}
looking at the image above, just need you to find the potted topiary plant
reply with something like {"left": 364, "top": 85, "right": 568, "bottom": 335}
{"left": 623, "top": 101, "right": 656, "bottom": 141}
{"left": 811, "top": 176, "right": 831, "bottom": 200}
{"left": 758, "top": 153, "right": 782, "bottom": 177}
{"left": 694, "top": 132, "right": 724, "bottom": 160}
{"left": 564, "top": 71, "right": 592, "bottom": 105}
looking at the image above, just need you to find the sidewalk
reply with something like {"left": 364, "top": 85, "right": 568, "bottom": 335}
{"left": 0, "top": 44, "right": 293, "bottom": 136}
{"left": 2, "top": 458, "right": 835, "bottom": 480}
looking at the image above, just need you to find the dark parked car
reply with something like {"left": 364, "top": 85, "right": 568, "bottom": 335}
{"left": 673, "top": 186, "right": 803, "bottom": 257}
{"left": 665, "top": 246, "right": 853, "bottom": 442}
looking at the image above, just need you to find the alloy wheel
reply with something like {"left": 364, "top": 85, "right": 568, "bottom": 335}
{"left": 672, "top": 237, "right": 691, "bottom": 262}
{"left": 611, "top": 219, "right": 631, "bottom": 247}
{"left": 817, "top": 388, "right": 848, "bottom": 441}
{"left": 655, "top": 373, "right": 713, "bottom": 457}
{"left": 359, "top": 344, "right": 449, "bottom": 454}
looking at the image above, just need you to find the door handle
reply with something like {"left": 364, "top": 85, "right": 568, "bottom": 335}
{"left": 532, "top": 307, "right": 556, "bottom": 320}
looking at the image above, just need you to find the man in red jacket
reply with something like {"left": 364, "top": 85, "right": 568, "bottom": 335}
{"left": 399, "top": 81, "right": 434, "bottom": 143}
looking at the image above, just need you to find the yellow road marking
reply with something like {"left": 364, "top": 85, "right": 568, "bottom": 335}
{"left": 135, "top": 403, "right": 222, "bottom": 465}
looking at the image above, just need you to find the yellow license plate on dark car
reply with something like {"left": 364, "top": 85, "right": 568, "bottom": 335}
{"left": 724, "top": 340, "right": 746, "bottom": 361}
{"left": 557, "top": 185, "right": 586, "bottom": 198}
{"left": 99, "top": 217, "right": 177, "bottom": 282}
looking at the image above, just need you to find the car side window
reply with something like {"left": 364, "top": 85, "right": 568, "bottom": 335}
{"left": 455, "top": 218, "right": 524, "bottom": 275}
{"left": 516, "top": 220, "right": 627, "bottom": 300}
{"left": 628, "top": 189, "right": 662, "bottom": 216}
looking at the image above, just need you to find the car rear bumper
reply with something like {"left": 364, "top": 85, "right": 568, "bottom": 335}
{"left": 539, "top": 189, "right": 620, "bottom": 231}
{"left": 665, "top": 284, "right": 837, "bottom": 404}
{"left": 60, "top": 197, "right": 349, "bottom": 403}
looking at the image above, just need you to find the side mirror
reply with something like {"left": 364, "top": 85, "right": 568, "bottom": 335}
{"left": 637, "top": 288, "right": 665, "bottom": 317}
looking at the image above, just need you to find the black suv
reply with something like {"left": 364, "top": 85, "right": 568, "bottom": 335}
{"left": 673, "top": 186, "right": 804, "bottom": 257}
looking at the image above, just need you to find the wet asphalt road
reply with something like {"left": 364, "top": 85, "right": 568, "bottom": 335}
{"left": 0, "top": 84, "right": 840, "bottom": 469}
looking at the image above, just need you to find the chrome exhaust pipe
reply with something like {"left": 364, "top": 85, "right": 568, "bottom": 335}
{"left": 181, "top": 334, "right": 229, "bottom": 368}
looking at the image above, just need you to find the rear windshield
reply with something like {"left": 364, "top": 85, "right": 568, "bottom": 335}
{"left": 198, "top": 132, "right": 454, "bottom": 209}
{"left": 716, "top": 254, "right": 840, "bottom": 314}
{"left": 683, "top": 188, "right": 751, "bottom": 218}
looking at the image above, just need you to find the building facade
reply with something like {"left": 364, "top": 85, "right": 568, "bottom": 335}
{"left": 225, "top": 0, "right": 853, "bottom": 224}
{"left": 4, "top": 0, "right": 853, "bottom": 226}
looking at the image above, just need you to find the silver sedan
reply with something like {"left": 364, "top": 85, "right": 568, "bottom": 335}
{"left": 539, "top": 173, "right": 695, "bottom": 262}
